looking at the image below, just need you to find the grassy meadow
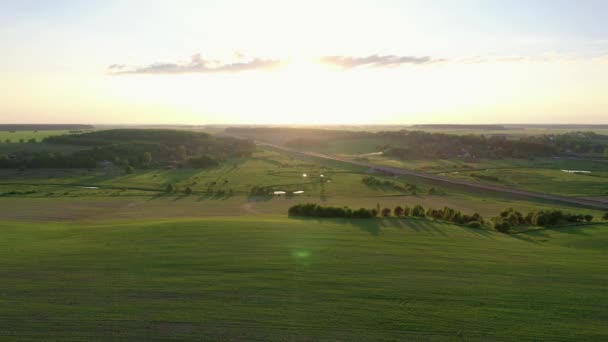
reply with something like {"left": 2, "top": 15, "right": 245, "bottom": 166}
{"left": 0, "top": 130, "right": 75, "bottom": 143}
{"left": 1, "top": 129, "right": 607, "bottom": 341}
{"left": 1, "top": 217, "right": 607, "bottom": 340}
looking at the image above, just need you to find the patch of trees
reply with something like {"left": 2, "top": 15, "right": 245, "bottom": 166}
{"left": 0, "top": 129, "right": 255, "bottom": 169}
{"left": 0, "top": 190, "right": 38, "bottom": 196}
{"left": 0, "top": 124, "right": 93, "bottom": 131}
{"left": 379, "top": 131, "right": 556, "bottom": 159}
{"left": 411, "top": 124, "right": 507, "bottom": 130}
{"left": 228, "top": 127, "right": 608, "bottom": 159}
{"left": 225, "top": 127, "right": 373, "bottom": 144}
{"left": 379, "top": 204, "right": 483, "bottom": 227}
{"left": 288, "top": 203, "right": 378, "bottom": 218}
{"left": 523, "top": 131, "right": 608, "bottom": 154}
{"left": 361, "top": 176, "right": 417, "bottom": 193}
{"left": 187, "top": 155, "right": 219, "bottom": 168}
{"left": 250, "top": 186, "right": 274, "bottom": 196}
{"left": 491, "top": 208, "right": 594, "bottom": 233}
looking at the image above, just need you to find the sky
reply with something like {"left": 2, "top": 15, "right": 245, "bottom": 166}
{"left": 1, "top": 0, "right": 608, "bottom": 125}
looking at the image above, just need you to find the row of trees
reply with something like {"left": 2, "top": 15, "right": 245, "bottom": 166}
{"left": 2, "top": 138, "right": 38, "bottom": 143}
{"left": 377, "top": 204, "right": 483, "bottom": 227}
{"left": 288, "top": 203, "right": 378, "bottom": 218}
{"left": 288, "top": 203, "right": 483, "bottom": 225}
{"left": 164, "top": 183, "right": 234, "bottom": 196}
{"left": 288, "top": 203, "right": 605, "bottom": 234}
{"left": 492, "top": 208, "right": 595, "bottom": 233}
{"left": 361, "top": 176, "right": 417, "bottom": 193}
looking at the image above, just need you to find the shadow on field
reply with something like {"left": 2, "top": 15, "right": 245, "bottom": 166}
{"left": 288, "top": 216, "right": 496, "bottom": 238}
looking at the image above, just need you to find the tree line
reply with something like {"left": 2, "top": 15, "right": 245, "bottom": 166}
{"left": 491, "top": 208, "right": 596, "bottom": 233}
{"left": 361, "top": 176, "right": 417, "bottom": 193}
{"left": 288, "top": 203, "right": 604, "bottom": 233}
{"left": 226, "top": 126, "right": 608, "bottom": 159}
{"left": 0, "top": 129, "right": 255, "bottom": 170}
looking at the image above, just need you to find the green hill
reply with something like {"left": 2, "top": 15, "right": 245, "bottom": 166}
{"left": 1, "top": 217, "right": 606, "bottom": 340}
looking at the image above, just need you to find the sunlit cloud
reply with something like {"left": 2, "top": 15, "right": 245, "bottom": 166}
{"left": 109, "top": 53, "right": 282, "bottom": 75}
{"left": 320, "top": 54, "right": 441, "bottom": 69}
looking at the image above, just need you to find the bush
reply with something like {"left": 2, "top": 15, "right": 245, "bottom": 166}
{"left": 492, "top": 218, "right": 511, "bottom": 233}
{"left": 393, "top": 206, "right": 404, "bottom": 216}
{"left": 381, "top": 208, "right": 391, "bottom": 217}
{"left": 165, "top": 184, "right": 174, "bottom": 193}
{"left": 412, "top": 205, "right": 425, "bottom": 217}
{"left": 467, "top": 221, "right": 482, "bottom": 229}
{"left": 603, "top": 212, "right": 608, "bottom": 221}
{"left": 584, "top": 214, "right": 593, "bottom": 222}
{"left": 184, "top": 187, "right": 193, "bottom": 195}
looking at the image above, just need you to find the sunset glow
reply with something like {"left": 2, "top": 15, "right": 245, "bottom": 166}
{"left": 1, "top": 0, "right": 607, "bottom": 124}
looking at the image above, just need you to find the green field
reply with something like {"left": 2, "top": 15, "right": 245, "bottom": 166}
{"left": 1, "top": 130, "right": 607, "bottom": 340}
{"left": 1, "top": 147, "right": 603, "bottom": 220}
{"left": 1, "top": 217, "right": 607, "bottom": 340}
{"left": 0, "top": 130, "right": 75, "bottom": 143}
{"left": 447, "top": 168, "right": 608, "bottom": 197}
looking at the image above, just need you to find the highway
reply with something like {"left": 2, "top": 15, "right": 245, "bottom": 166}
{"left": 258, "top": 142, "right": 608, "bottom": 210}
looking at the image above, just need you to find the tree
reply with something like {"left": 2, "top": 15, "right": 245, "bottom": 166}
{"left": 176, "top": 145, "right": 187, "bottom": 160}
{"left": 393, "top": 206, "right": 404, "bottom": 216}
{"left": 124, "top": 165, "right": 134, "bottom": 174}
{"left": 493, "top": 218, "right": 511, "bottom": 233}
{"left": 381, "top": 208, "right": 391, "bottom": 217}
{"left": 412, "top": 205, "right": 425, "bottom": 217}
{"left": 603, "top": 212, "right": 608, "bottom": 221}
{"left": 4, "top": 139, "right": 10, "bottom": 143}
{"left": 142, "top": 152, "right": 152, "bottom": 165}
{"left": 184, "top": 187, "right": 193, "bottom": 195}
{"left": 165, "top": 184, "right": 174, "bottom": 193}
{"left": 584, "top": 214, "right": 593, "bottom": 222}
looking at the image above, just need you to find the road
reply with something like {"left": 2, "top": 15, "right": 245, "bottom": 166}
{"left": 258, "top": 142, "right": 608, "bottom": 210}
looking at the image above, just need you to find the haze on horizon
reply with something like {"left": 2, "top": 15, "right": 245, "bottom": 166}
{"left": 1, "top": 0, "right": 608, "bottom": 125}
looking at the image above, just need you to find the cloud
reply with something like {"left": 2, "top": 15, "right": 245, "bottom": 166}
{"left": 320, "top": 54, "right": 439, "bottom": 68}
{"left": 109, "top": 53, "right": 281, "bottom": 75}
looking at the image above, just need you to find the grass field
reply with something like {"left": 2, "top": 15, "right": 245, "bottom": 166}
{"left": 1, "top": 133, "right": 607, "bottom": 341}
{"left": 0, "top": 149, "right": 426, "bottom": 198}
{"left": 447, "top": 168, "right": 608, "bottom": 197}
{"left": 1, "top": 216, "right": 606, "bottom": 340}
{"left": 0, "top": 130, "right": 75, "bottom": 143}
{"left": 355, "top": 155, "right": 608, "bottom": 197}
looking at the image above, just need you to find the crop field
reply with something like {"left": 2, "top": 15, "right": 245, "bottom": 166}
{"left": 1, "top": 130, "right": 607, "bottom": 341}
{"left": 1, "top": 148, "right": 603, "bottom": 221}
{"left": 446, "top": 168, "right": 608, "bottom": 197}
{"left": 411, "top": 127, "right": 608, "bottom": 137}
{"left": 0, "top": 149, "right": 426, "bottom": 198}
{"left": 346, "top": 155, "right": 608, "bottom": 197}
{"left": 0, "top": 130, "right": 75, "bottom": 143}
{"left": 1, "top": 217, "right": 607, "bottom": 340}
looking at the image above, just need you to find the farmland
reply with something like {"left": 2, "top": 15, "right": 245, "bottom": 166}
{"left": 1, "top": 217, "right": 607, "bottom": 340}
{"left": 1, "top": 127, "right": 607, "bottom": 341}
{"left": 0, "top": 130, "right": 76, "bottom": 143}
